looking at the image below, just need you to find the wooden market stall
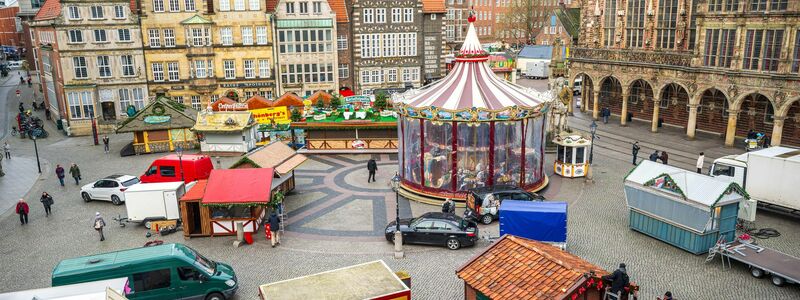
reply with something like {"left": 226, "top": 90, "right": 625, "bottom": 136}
{"left": 115, "top": 96, "right": 198, "bottom": 155}
{"left": 553, "top": 133, "right": 591, "bottom": 178}
{"left": 193, "top": 111, "right": 258, "bottom": 155}
{"left": 180, "top": 168, "right": 273, "bottom": 237}
{"left": 230, "top": 141, "right": 308, "bottom": 194}
{"left": 624, "top": 160, "right": 746, "bottom": 254}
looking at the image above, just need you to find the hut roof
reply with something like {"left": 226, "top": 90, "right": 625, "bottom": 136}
{"left": 116, "top": 96, "right": 198, "bottom": 133}
{"left": 625, "top": 160, "right": 747, "bottom": 207}
{"left": 306, "top": 91, "right": 334, "bottom": 105}
{"left": 231, "top": 142, "right": 308, "bottom": 175}
{"left": 246, "top": 95, "right": 273, "bottom": 109}
{"left": 274, "top": 92, "right": 305, "bottom": 108}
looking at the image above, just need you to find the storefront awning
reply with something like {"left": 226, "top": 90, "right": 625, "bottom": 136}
{"left": 201, "top": 169, "right": 273, "bottom": 206}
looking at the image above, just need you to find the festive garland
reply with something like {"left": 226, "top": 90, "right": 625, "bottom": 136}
{"left": 643, "top": 173, "right": 687, "bottom": 200}
{"left": 268, "top": 191, "right": 284, "bottom": 209}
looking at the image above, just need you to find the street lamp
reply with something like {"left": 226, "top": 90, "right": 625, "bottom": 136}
{"left": 32, "top": 135, "right": 41, "bottom": 173}
{"left": 175, "top": 146, "right": 186, "bottom": 193}
{"left": 390, "top": 172, "right": 403, "bottom": 259}
{"left": 586, "top": 121, "right": 597, "bottom": 183}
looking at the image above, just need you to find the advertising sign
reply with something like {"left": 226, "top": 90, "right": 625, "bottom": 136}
{"left": 345, "top": 95, "right": 373, "bottom": 106}
{"left": 251, "top": 107, "right": 289, "bottom": 124}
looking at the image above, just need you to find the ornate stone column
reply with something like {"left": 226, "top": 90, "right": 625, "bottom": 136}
{"left": 686, "top": 103, "right": 699, "bottom": 139}
{"left": 724, "top": 109, "right": 740, "bottom": 147}
{"left": 620, "top": 89, "right": 630, "bottom": 126}
{"left": 771, "top": 116, "right": 785, "bottom": 146}
{"left": 651, "top": 99, "right": 660, "bottom": 133}
{"left": 593, "top": 89, "right": 600, "bottom": 120}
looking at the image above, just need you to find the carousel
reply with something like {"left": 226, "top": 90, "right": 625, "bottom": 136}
{"left": 392, "top": 13, "right": 552, "bottom": 201}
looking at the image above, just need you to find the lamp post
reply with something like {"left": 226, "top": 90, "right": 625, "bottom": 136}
{"left": 390, "top": 172, "right": 403, "bottom": 259}
{"left": 175, "top": 146, "right": 186, "bottom": 193}
{"left": 32, "top": 135, "right": 41, "bottom": 173}
{"left": 586, "top": 121, "right": 597, "bottom": 183}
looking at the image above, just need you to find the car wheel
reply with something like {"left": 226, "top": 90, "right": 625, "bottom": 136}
{"left": 446, "top": 238, "right": 461, "bottom": 250}
{"left": 205, "top": 292, "right": 225, "bottom": 300}
{"left": 111, "top": 195, "right": 122, "bottom": 205}
{"left": 751, "top": 267, "right": 764, "bottom": 278}
{"left": 481, "top": 214, "right": 493, "bottom": 225}
{"left": 82, "top": 192, "right": 92, "bottom": 202}
{"left": 771, "top": 275, "right": 786, "bottom": 287}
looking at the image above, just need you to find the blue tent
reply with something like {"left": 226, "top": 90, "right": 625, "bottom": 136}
{"left": 499, "top": 200, "right": 567, "bottom": 244}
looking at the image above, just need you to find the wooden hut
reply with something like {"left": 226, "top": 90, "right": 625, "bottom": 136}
{"left": 193, "top": 111, "right": 258, "bottom": 155}
{"left": 115, "top": 96, "right": 198, "bottom": 154}
{"left": 230, "top": 142, "right": 308, "bottom": 194}
{"left": 624, "top": 160, "right": 746, "bottom": 254}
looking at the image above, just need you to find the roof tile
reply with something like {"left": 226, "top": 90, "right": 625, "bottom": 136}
{"left": 327, "top": 0, "right": 349, "bottom": 23}
{"left": 422, "top": 0, "right": 446, "bottom": 13}
{"left": 34, "top": 0, "right": 61, "bottom": 21}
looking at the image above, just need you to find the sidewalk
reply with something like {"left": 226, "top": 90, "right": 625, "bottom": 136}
{"left": 0, "top": 157, "right": 41, "bottom": 215}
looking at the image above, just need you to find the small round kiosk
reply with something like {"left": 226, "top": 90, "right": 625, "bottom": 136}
{"left": 553, "top": 133, "right": 591, "bottom": 178}
{"left": 392, "top": 14, "right": 552, "bottom": 201}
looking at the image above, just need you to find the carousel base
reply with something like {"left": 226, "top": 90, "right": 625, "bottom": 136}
{"left": 397, "top": 175, "right": 549, "bottom": 206}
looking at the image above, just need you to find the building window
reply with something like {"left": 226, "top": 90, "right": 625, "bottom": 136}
{"left": 152, "top": 63, "right": 165, "bottom": 81}
{"left": 97, "top": 56, "right": 112, "bottom": 78}
{"left": 73, "top": 57, "right": 88, "bottom": 79}
{"left": 392, "top": 8, "right": 401, "bottom": 23}
{"left": 259, "top": 59, "right": 271, "bottom": 78}
{"left": 363, "top": 8, "right": 374, "bottom": 23}
{"left": 118, "top": 29, "right": 131, "bottom": 42}
{"left": 93, "top": 30, "right": 107, "bottom": 43}
{"left": 67, "top": 6, "right": 80, "bottom": 19}
{"left": 234, "top": 0, "right": 245, "bottom": 11}
{"left": 221, "top": 27, "right": 233, "bottom": 45}
{"left": 185, "top": 0, "right": 196, "bottom": 11}
{"left": 68, "top": 30, "right": 84, "bottom": 43}
{"left": 119, "top": 89, "right": 131, "bottom": 114}
{"left": 256, "top": 26, "right": 268, "bottom": 45}
{"left": 153, "top": 1, "right": 164, "bottom": 12}
{"left": 703, "top": 29, "right": 736, "bottom": 68}
{"left": 708, "top": 0, "right": 739, "bottom": 12}
{"left": 121, "top": 55, "right": 135, "bottom": 77}
{"left": 360, "top": 70, "right": 370, "bottom": 84}
{"left": 376, "top": 8, "right": 386, "bottom": 23}
{"left": 387, "top": 69, "right": 397, "bottom": 82}
{"left": 220, "top": 0, "right": 230, "bottom": 11}
{"left": 279, "top": 63, "right": 334, "bottom": 84}
{"left": 370, "top": 69, "right": 383, "bottom": 84}
{"left": 743, "top": 29, "right": 784, "bottom": 72}
{"left": 90, "top": 6, "right": 104, "bottom": 19}
{"left": 792, "top": 31, "right": 800, "bottom": 73}
{"left": 626, "top": 0, "right": 645, "bottom": 48}
{"left": 114, "top": 5, "right": 126, "bottom": 18}
{"left": 149, "top": 29, "right": 161, "bottom": 47}
{"left": 285, "top": 2, "right": 294, "bottom": 14}
{"left": 68, "top": 91, "right": 94, "bottom": 119}
{"left": 338, "top": 63, "right": 349, "bottom": 78}
{"left": 402, "top": 68, "right": 419, "bottom": 82}
{"left": 403, "top": 8, "right": 414, "bottom": 23}
{"left": 603, "top": 0, "right": 616, "bottom": 47}
{"left": 242, "top": 27, "right": 253, "bottom": 45}
{"left": 168, "top": 0, "right": 180, "bottom": 12}
{"left": 277, "top": 29, "right": 333, "bottom": 54}
{"left": 299, "top": 1, "right": 308, "bottom": 14}
{"left": 249, "top": 0, "right": 260, "bottom": 10}
{"left": 191, "top": 96, "right": 202, "bottom": 110}
{"left": 244, "top": 60, "right": 255, "bottom": 78}
{"left": 194, "top": 60, "right": 207, "bottom": 78}
{"left": 168, "top": 62, "right": 180, "bottom": 81}
{"left": 312, "top": 1, "right": 322, "bottom": 14}
{"left": 431, "top": 14, "right": 436, "bottom": 20}
{"left": 163, "top": 29, "right": 176, "bottom": 47}
{"left": 769, "top": 0, "right": 788, "bottom": 11}
{"left": 132, "top": 88, "right": 146, "bottom": 111}
{"left": 224, "top": 60, "right": 236, "bottom": 79}
{"left": 190, "top": 28, "right": 209, "bottom": 46}
{"left": 337, "top": 35, "right": 347, "bottom": 50}
{"left": 656, "top": 0, "right": 678, "bottom": 49}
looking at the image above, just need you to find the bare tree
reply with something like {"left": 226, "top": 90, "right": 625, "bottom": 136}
{"left": 495, "top": 0, "right": 539, "bottom": 45}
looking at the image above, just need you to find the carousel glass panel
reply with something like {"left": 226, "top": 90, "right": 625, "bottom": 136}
{"left": 423, "top": 120, "right": 453, "bottom": 190}
{"left": 397, "top": 120, "right": 404, "bottom": 177}
{"left": 456, "top": 122, "right": 490, "bottom": 191}
{"left": 575, "top": 147, "right": 586, "bottom": 164}
{"left": 524, "top": 117, "right": 545, "bottom": 186}
{"left": 493, "top": 121, "right": 522, "bottom": 185}
{"left": 403, "top": 117, "right": 422, "bottom": 185}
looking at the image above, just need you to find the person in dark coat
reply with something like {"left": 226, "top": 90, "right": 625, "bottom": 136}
{"left": 658, "top": 291, "right": 673, "bottom": 300}
{"left": 763, "top": 135, "right": 771, "bottom": 148}
{"left": 16, "top": 199, "right": 29, "bottom": 225}
{"left": 631, "top": 141, "right": 640, "bottom": 165}
{"left": 660, "top": 151, "right": 669, "bottom": 165}
{"left": 602, "top": 263, "right": 630, "bottom": 295}
{"left": 269, "top": 212, "right": 281, "bottom": 247}
{"left": 102, "top": 135, "right": 110, "bottom": 154}
{"left": 367, "top": 159, "right": 378, "bottom": 183}
{"left": 94, "top": 212, "right": 106, "bottom": 241}
{"left": 40, "top": 192, "right": 54, "bottom": 216}
{"left": 442, "top": 198, "right": 455, "bottom": 214}
{"left": 18, "top": 102, "right": 24, "bottom": 113}
{"left": 69, "top": 163, "right": 81, "bottom": 185}
{"left": 55, "top": 165, "right": 65, "bottom": 186}
{"left": 602, "top": 107, "right": 610, "bottom": 124}
{"left": 649, "top": 151, "right": 660, "bottom": 162}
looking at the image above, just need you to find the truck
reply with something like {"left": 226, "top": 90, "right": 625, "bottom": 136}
{"left": 524, "top": 61, "right": 550, "bottom": 79}
{"left": 499, "top": 200, "right": 567, "bottom": 250}
{"left": 709, "top": 147, "right": 800, "bottom": 217}
{"left": 140, "top": 154, "right": 213, "bottom": 184}
{"left": 123, "top": 181, "right": 195, "bottom": 228}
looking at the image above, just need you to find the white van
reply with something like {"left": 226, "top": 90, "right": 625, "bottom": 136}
{"left": 7, "top": 60, "right": 23, "bottom": 69}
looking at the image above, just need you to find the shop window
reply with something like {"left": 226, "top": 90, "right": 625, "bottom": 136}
{"left": 132, "top": 269, "right": 171, "bottom": 292}
{"left": 210, "top": 206, "right": 252, "bottom": 219}
{"left": 575, "top": 147, "right": 586, "bottom": 164}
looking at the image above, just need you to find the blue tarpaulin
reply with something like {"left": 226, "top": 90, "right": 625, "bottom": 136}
{"left": 499, "top": 200, "right": 567, "bottom": 243}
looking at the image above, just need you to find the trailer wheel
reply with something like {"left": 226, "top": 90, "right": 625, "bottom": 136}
{"left": 751, "top": 267, "right": 765, "bottom": 278}
{"left": 771, "top": 275, "right": 786, "bottom": 287}
{"left": 144, "top": 220, "right": 152, "bottom": 230}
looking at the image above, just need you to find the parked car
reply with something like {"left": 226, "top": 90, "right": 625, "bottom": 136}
{"left": 140, "top": 154, "right": 213, "bottom": 183}
{"left": 80, "top": 174, "right": 140, "bottom": 205}
{"left": 464, "top": 185, "right": 544, "bottom": 225}
{"left": 385, "top": 212, "right": 478, "bottom": 250}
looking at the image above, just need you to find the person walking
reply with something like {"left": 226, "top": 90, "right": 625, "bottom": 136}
{"left": 16, "top": 199, "right": 29, "bottom": 225}
{"left": 631, "top": 141, "right": 640, "bottom": 165}
{"left": 268, "top": 211, "right": 281, "bottom": 248}
{"left": 649, "top": 151, "right": 660, "bottom": 162}
{"left": 367, "top": 158, "right": 378, "bottom": 183}
{"left": 696, "top": 152, "right": 705, "bottom": 174}
{"left": 18, "top": 102, "right": 24, "bottom": 113}
{"left": 441, "top": 198, "right": 455, "bottom": 214}
{"left": 3, "top": 142, "right": 10, "bottom": 159}
{"left": 69, "top": 163, "right": 81, "bottom": 185}
{"left": 93, "top": 212, "right": 106, "bottom": 241}
{"left": 659, "top": 151, "right": 669, "bottom": 165}
{"left": 602, "top": 107, "right": 610, "bottom": 124}
{"left": 601, "top": 263, "right": 630, "bottom": 297}
{"left": 40, "top": 192, "right": 54, "bottom": 216}
{"left": 55, "top": 164, "right": 66, "bottom": 186}
{"left": 27, "top": 78, "right": 31, "bottom": 88}
{"left": 102, "top": 135, "right": 110, "bottom": 154}
{"left": 657, "top": 291, "right": 673, "bottom": 300}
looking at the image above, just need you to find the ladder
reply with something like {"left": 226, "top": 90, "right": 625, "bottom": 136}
{"left": 705, "top": 236, "right": 731, "bottom": 269}
{"left": 278, "top": 202, "right": 287, "bottom": 234}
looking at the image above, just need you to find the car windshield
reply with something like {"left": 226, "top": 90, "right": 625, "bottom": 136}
{"left": 122, "top": 178, "right": 141, "bottom": 187}
{"left": 189, "top": 248, "right": 216, "bottom": 274}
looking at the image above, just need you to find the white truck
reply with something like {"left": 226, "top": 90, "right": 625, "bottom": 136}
{"left": 710, "top": 147, "right": 800, "bottom": 219}
{"left": 122, "top": 181, "right": 194, "bottom": 228}
{"left": 524, "top": 61, "right": 550, "bottom": 79}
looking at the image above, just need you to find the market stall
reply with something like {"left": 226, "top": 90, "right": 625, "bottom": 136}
{"left": 230, "top": 141, "right": 308, "bottom": 194}
{"left": 115, "top": 96, "right": 198, "bottom": 155}
{"left": 392, "top": 15, "right": 552, "bottom": 201}
{"left": 193, "top": 111, "right": 258, "bottom": 155}
{"left": 553, "top": 133, "right": 591, "bottom": 178}
{"left": 624, "top": 160, "right": 746, "bottom": 254}
{"left": 179, "top": 168, "right": 273, "bottom": 237}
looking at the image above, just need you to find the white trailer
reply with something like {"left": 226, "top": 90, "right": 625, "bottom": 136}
{"left": 0, "top": 277, "right": 128, "bottom": 300}
{"left": 710, "top": 147, "right": 800, "bottom": 218}
{"left": 123, "top": 181, "right": 194, "bottom": 228}
{"left": 524, "top": 61, "right": 550, "bottom": 79}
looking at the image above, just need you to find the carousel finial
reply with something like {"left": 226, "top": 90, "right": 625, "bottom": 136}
{"left": 467, "top": 9, "right": 476, "bottom": 23}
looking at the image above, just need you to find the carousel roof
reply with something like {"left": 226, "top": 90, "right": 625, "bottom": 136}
{"left": 393, "top": 13, "right": 551, "bottom": 121}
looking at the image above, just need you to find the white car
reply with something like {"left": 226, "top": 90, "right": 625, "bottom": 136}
{"left": 81, "top": 175, "right": 141, "bottom": 205}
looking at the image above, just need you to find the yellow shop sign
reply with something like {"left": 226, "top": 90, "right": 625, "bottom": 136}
{"left": 251, "top": 107, "right": 290, "bottom": 124}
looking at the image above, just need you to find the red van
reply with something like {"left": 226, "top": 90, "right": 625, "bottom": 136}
{"left": 140, "top": 154, "right": 214, "bottom": 183}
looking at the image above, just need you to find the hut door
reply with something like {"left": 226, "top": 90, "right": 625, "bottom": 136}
{"left": 186, "top": 202, "right": 202, "bottom": 235}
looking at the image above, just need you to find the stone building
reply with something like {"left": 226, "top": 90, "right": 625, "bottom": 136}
{"left": 570, "top": 0, "right": 800, "bottom": 147}
{"left": 421, "top": 0, "right": 447, "bottom": 83}
{"left": 269, "top": 0, "right": 339, "bottom": 97}
{"left": 329, "top": 0, "right": 353, "bottom": 91}
{"left": 31, "top": 0, "right": 147, "bottom": 136}
{"left": 141, "top": 0, "right": 276, "bottom": 110}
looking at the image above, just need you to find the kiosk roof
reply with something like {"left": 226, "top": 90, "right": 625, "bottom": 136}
{"left": 202, "top": 169, "right": 272, "bottom": 205}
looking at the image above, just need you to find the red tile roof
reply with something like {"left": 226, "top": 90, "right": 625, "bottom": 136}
{"left": 422, "top": 0, "right": 446, "bottom": 13}
{"left": 457, "top": 235, "right": 609, "bottom": 300}
{"left": 34, "top": 0, "right": 61, "bottom": 21}
{"left": 327, "top": 0, "right": 349, "bottom": 23}
{"left": 266, "top": 0, "right": 279, "bottom": 12}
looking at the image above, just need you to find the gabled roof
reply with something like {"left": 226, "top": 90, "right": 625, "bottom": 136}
{"left": 306, "top": 90, "right": 334, "bottom": 105}
{"left": 274, "top": 92, "right": 305, "bottom": 108}
{"left": 246, "top": 95, "right": 272, "bottom": 109}
{"left": 422, "top": 0, "right": 446, "bottom": 13}
{"left": 181, "top": 179, "right": 208, "bottom": 201}
{"left": 265, "top": 0, "right": 279, "bottom": 12}
{"left": 181, "top": 14, "right": 213, "bottom": 25}
{"left": 555, "top": 6, "right": 580, "bottom": 41}
{"left": 202, "top": 169, "right": 273, "bottom": 206}
{"left": 33, "top": 0, "right": 61, "bottom": 21}
{"left": 327, "top": 0, "right": 349, "bottom": 23}
{"left": 231, "top": 142, "right": 308, "bottom": 175}
{"left": 116, "top": 96, "right": 198, "bottom": 133}
{"left": 457, "top": 235, "right": 608, "bottom": 300}
{"left": 624, "top": 160, "right": 748, "bottom": 207}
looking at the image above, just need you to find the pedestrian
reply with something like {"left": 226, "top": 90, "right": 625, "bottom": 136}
{"left": 93, "top": 212, "right": 106, "bottom": 241}
{"left": 763, "top": 134, "right": 771, "bottom": 148}
{"left": 631, "top": 141, "right": 640, "bottom": 165}
{"left": 27, "top": 78, "right": 31, "bottom": 88}
{"left": 69, "top": 163, "right": 81, "bottom": 185}
{"left": 18, "top": 102, "right": 24, "bottom": 113}
{"left": 602, "top": 107, "right": 610, "bottom": 124}
{"left": 696, "top": 152, "right": 705, "bottom": 174}
{"left": 40, "top": 192, "right": 54, "bottom": 216}
{"left": 102, "top": 135, "right": 110, "bottom": 154}
{"left": 3, "top": 141, "right": 10, "bottom": 159}
{"left": 442, "top": 198, "right": 455, "bottom": 214}
{"left": 601, "top": 263, "right": 630, "bottom": 296}
{"left": 55, "top": 164, "right": 66, "bottom": 186}
{"left": 367, "top": 158, "right": 378, "bottom": 183}
{"left": 660, "top": 151, "right": 669, "bottom": 165}
{"left": 16, "top": 199, "right": 29, "bottom": 225}
{"left": 19, "top": 76, "right": 23, "bottom": 85}
{"left": 657, "top": 291, "right": 673, "bottom": 300}
{"left": 45, "top": 108, "right": 51, "bottom": 120}
{"left": 649, "top": 151, "right": 659, "bottom": 162}
{"left": 268, "top": 211, "right": 281, "bottom": 248}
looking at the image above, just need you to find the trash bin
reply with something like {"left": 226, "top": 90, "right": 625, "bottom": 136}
{"left": 56, "top": 119, "right": 63, "bottom": 130}
{"left": 627, "top": 112, "right": 633, "bottom": 122}
{"left": 658, "top": 118, "right": 664, "bottom": 128}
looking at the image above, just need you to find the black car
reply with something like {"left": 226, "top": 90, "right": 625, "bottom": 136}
{"left": 385, "top": 212, "right": 478, "bottom": 250}
{"left": 465, "top": 185, "right": 545, "bottom": 224}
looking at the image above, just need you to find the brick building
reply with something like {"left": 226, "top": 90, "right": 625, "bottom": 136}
{"left": 0, "top": 5, "right": 21, "bottom": 55}
{"left": 570, "top": 0, "right": 800, "bottom": 147}
{"left": 329, "top": 0, "right": 352, "bottom": 91}
{"left": 444, "top": 0, "right": 469, "bottom": 51}
{"left": 16, "top": 0, "right": 42, "bottom": 69}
